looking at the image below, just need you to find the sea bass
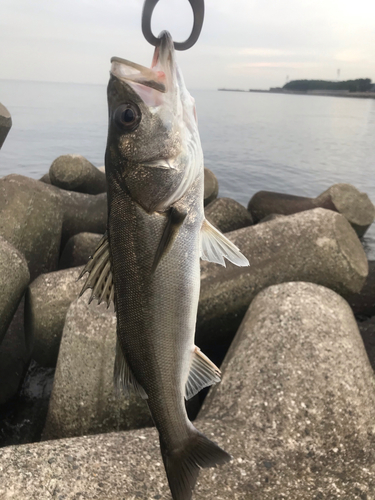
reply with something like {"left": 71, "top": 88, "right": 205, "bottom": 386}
{"left": 80, "top": 31, "right": 249, "bottom": 500}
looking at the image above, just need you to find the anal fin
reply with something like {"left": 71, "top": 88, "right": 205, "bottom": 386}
{"left": 200, "top": 218, "right": 249, "bottom": 267}
{"left": 78, "top": 231, "right": 115, "bottom": 309}
{"left": 114, "top": 339, "right": 148, "bottom": 399}
{"left": 151, "top": 206, "right": 187, "bottom": 273}
{"left": 185, "top": 346, "right": 221, "bottom": 400}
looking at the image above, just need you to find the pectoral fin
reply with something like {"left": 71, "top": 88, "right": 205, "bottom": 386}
{"left": 151, "top": 206, "right": 187, "bottom": 273}
{"left": 114, "top": 340, "right": 148, "bottom": 399}
{"left": 78, "top": 231, "right": 115, "bottom": 309}
{"left": 185, "top": 347, "right": 221, "bottom": 400}
{"left": 200, "top": 218, "right": 249, "bottom": 267}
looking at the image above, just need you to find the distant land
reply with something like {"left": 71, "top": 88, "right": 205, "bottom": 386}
{"left": 219, "top": 78, "right": 375, "bottom": 99}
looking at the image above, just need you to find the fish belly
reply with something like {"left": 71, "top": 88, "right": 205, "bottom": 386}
{"left": 107, "top": 176, "right": 203, "bottom": 447}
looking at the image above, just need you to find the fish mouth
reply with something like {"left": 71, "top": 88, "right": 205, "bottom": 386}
{"left": 110, "top": 31, "right": 176, "bottom": 96}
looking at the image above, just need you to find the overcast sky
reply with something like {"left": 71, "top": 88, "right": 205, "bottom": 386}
{"left": 1, "top": 0, "right": 374, "bottom": 90}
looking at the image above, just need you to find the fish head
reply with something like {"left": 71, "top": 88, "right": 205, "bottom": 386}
{"left": 106, "top": 31, "right": 203, "bottom": 212}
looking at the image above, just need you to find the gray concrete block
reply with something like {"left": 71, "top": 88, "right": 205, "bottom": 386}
{"left": 49, "top": 155, "right": 107, "bottom": 195}
{"left": 0, "top": 175, "right": 63, "bottom": 281}
{"left": 0, "top": 102, "right": 11, "bottom": 149}
{"left": 59, "top": 232, "right": 103, "bottom": 269}
{"left": 25, "top": 267, "right": 84, "bottom": 367}
{"left": 205, "top": 197, "right": 253, "bottom": 233}
{"left": 248, "top": 184, "right": 375, "bottom": 237}
{"left": 0, "top": 237, "right": 30, "bottom": 344}
{"left": 42, "top": 295, "right": 152, "bottom": 440}
{"left": 204, "top": 167, "right": 219, "bottom": 206}
{"left": 197, "top": 208, "right": 368, "bottom": 354}
{"left": 347, "top": 260, "right": 375, "bottom": 318}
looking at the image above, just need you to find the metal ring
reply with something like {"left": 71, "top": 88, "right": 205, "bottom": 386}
{"left": 141, "top": 0, "right": 205, "bottom": 51}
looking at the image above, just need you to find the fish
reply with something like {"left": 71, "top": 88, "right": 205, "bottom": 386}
{"left": 79, "top": 31, "right": 249, "bottom": 500}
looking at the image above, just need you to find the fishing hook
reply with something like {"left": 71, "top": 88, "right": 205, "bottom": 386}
{"left": 141, "top": 0, "right": 205, "bottom": 51}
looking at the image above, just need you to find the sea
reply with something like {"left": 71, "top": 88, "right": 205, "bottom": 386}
{"left": 0, "top": 79, "right": 374, "bottom": 258}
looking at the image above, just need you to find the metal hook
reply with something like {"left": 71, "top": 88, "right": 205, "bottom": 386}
{"left": 141, "top": 0, "right": 205, "bottom": 51}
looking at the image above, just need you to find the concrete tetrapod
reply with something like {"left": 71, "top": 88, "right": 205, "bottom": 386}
{"left": 42, "top": 295, "right": 152, "bottom": 440}
{"left": 1, "top": 283, "right": 375, "bottom": 499}
{"left": 197, "top": 208, "right": 368, "bottom": 359}
{"left": 49, "top": 154, "right": 107, "bottom": 195}
{"left": 0, "top": 175, "right": 63, "bottom": 281}
{"left": 204, "top": 167, "right": 219, "bottom": 206}
{"left": 0, "top": 237, "right": 30, "bottom": 344}
{"left": 25, "top": 266, "right": 84, "bottom": 367}
{"left": 59, "top": 232, "right": 103, "bottom": 269}
{"left": 0, "top": 102, "right": 12, "bottom": 149}
{"left": 248, "top": 183, "right": 375, "bottom": 237}
{"left": 205, "top": 197, "right": 253, "bottom": 233}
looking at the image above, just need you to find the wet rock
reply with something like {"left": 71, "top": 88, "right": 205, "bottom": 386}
{"left": 347, "top": 260, "right": 375, "bottom": 319}
{"left": 205, "top": 197, "right": 253, "bottom": 233}
{"left": 0, "top": 298, "right": 32, "bottom": 406}
{"left": 59, "top": 232, "right": 103, "bottom": 269}
{"left": 49, "top": 155, "right": 107, "bottom": 195}
{"left": 42, "top": 295, "right": 152, "bottom": 440}
{"left": 0, "top": 102, "right": 12, "bottom": 149}
{"left": 0, "top": 237, "right": 30, "bottom": 344}
{"left": 358, "top": 316, "right": 375, "bottom": 371}
{"left": 0, "top": 175, "right": 63, "bottom": 281}
{"left": 197, "top": 208, "right": 368, "bottom": 357}
{"left": 204, "top": 168, "right": 219, "bottom": 206}
{"left": 38, "top": 173, "right": 51, "bottom": 184}
{"left": 248, "top": 184, "right": 375, "bottom": 237}
{"left": 25, "top": 267, "right": 83, "bottom": 368}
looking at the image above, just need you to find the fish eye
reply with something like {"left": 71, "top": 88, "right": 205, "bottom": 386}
{"left": 114, "top": 103, "right": 141, "bottom": 131}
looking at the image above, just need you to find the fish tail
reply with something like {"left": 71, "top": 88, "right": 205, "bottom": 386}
{"left": 160, "top": 426, "right": 231, "bottom": 500}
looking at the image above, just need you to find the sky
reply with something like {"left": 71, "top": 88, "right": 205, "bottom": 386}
{"left": 1, "top": 0, "right": 374, "bottom": 90}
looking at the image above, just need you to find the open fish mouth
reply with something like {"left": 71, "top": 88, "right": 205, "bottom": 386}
{"left": 110, "top": 31, "right": 176, "bottom": 95}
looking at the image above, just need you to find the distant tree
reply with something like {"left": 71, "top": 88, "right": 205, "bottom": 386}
{"left": 283, "top": 78, "right": 372, "bottom": 92}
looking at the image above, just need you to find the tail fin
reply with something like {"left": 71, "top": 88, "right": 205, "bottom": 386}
{"left": 160, "top": 427, "right": 231, "bottom": 500}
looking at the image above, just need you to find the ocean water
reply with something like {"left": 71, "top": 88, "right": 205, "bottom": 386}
{"left": 0, "top": 79, "right": 374, "bottom": 257}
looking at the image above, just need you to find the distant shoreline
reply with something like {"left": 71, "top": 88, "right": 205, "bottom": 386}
{"left": 218, "top": 88, "right": 375, "bottom": 99}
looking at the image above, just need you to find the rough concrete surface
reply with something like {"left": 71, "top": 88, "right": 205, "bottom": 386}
{"left": 0, "top": 175, "right": 63, "bottom": 281}
{"left": 49, "top": 155, "right": 107, "bottom": 195}
{"left": 197, "top": 208, "right": 368, "bottom": 355}
{"left": 0, "top": 102, "right": 12, "bottom": 149}
{"left": 205, "top": 197, "right": 253, "bottom": 233}
{"left": 204, "top": 167, "right": 219, "bottom": 206}
{"left": 59, "top": 232, "right": 103, "bottom": 269}
{"left": 25, "top": 267, "right": 84, "bottom": 367}
{"left": 0, "top": 237, "right": 30, "bottom": 344}
{"left": 42, "top": 295, "right": 152, "bottom": 440}
{"left": 348, "top": 260, "right": 375, "bottom": 318}
{"left": 248, "top": 184, "right": 375, "bottom": 237}
{"left": 1, "top": 283, "right": 375, "bottom": 498}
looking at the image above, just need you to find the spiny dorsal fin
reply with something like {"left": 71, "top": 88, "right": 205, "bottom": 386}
{"left": 151, "top": 206, "right": 187, "bottom": 273}
{"left": 185, "top": 346, "right": 221, "bottom": 400}
{"left": 114, "top": 340, "right": 148, "bottom": 399}
{"left": 200, "top": 218, "right": 249, "bottom": 267}
{"left": 78, "top": 231, "right": 115, "bottom": 309}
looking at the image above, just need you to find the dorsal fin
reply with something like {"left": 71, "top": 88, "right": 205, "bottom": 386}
{"left": 78, "top": 231, "right": 115, "bottom": 309}
{"left": 200, "top": 218, "right": 249, "bottom": 267}
{"left": 185, "top": 346, "right": 221, "bottom": 400}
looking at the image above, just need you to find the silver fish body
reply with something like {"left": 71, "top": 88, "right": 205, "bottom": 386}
{"left": 81, "top": 31, "right": 248, "bottom": 500}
